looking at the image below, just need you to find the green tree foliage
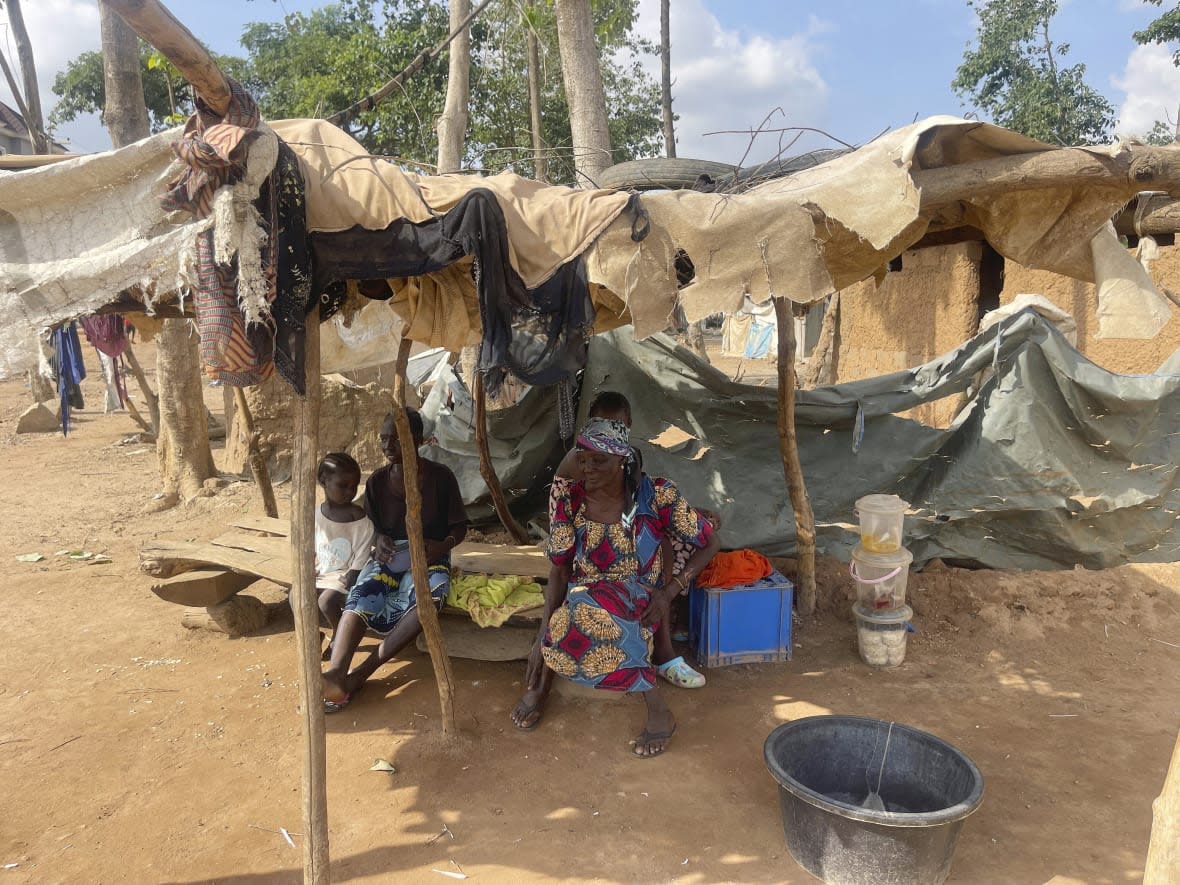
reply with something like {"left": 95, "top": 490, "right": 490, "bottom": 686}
{"left": 50, "top": 0, "right": 659, "bottom": 181}
{"left": 50, "top": 43, "right": 248, "bottom": 135}
{"left": 952, "top": 0, "right": 1115, "bottom": 145}
{"left": 1134, "top": 1, "right": 1180, "bottom": 65}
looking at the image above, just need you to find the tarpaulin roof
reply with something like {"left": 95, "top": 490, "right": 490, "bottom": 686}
{"left": 0, "top": 114, "right": 1171, "bottom": 379}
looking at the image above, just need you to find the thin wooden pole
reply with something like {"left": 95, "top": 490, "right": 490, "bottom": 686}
{"left": 473, "top": 374, "right": 530, "bottom": 545}
{"left": 290, "top": 308, "right": 330, "bottom": 883}
{"left": 234, "top": 386, "right": 279, "bottom": 519}
{"left": 123, "top": 342, "right": 160, "bottom": 435}
{"left": 102, "top": 0, "right": 231, "bottom": 114}
{"left": 773, "top": 296, "right": 817, "bottom": 615}
{"left": 392, "top": 338, "right": 458, "bottom": 736}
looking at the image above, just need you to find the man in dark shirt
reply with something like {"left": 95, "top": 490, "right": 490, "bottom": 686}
{"left": 323, "top": 409, "right": 468, "bottom": 711}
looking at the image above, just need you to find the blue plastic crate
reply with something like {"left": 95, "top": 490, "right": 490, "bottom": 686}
{"left": 688, "top": 570, "right": 794, "bottom": 668}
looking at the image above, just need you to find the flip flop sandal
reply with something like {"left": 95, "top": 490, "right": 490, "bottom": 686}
{"left": 323, "top": 694, "right": 351, "bottom": 714}
{"left": 658, "top": 656, "right": 706, "bottom": 689}
{"left": 511, "top": 701, "right": 544, "bottom": 731}
{"left": 631, "top": 725, "right": 677, "bottom": 758}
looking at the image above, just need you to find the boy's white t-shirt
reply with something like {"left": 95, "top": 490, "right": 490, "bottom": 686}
{"left": 314, "top": 508, "right": 375, "bottom": 593}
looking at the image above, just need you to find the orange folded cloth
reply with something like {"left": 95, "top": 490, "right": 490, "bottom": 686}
{"left": 698, "top": 549, "right": 773, "bottom": 588}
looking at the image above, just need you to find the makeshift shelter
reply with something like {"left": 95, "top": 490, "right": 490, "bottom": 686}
{"left": 6, "top": 1, "right": 1180, "bottom": 879}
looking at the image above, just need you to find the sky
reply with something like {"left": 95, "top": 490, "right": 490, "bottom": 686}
{"left": 2, "top": 0, "right": 1179, "bottom": 162}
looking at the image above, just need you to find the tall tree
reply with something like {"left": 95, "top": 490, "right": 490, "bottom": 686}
{"left": 436, "top": 0, "right": 471, "bottom": 173}
{"left": 953, "top": 0, "right": 1115, "bottom": 145}
{"left": 660, "top": 0, "right": 675, "bottom": 157}
{"left": 97, "top": 0, "right": 214, "bottom": 502}
{"left": 98, "top": 1, "right": 150, "bottom": 146}
{"left": 554, "top": 0, "right": 614, "bottom": 183}
{"left": 0, "top": 0, "right": 49, "bottom": 152}
{"left": 52, "top": 44, "right": 247, "bottom": 134}
{"left": 54, "top": 0, "right": 661, "bottom": 186}
{"left": 525, "top": 0, "right": 548, "bottom": 182}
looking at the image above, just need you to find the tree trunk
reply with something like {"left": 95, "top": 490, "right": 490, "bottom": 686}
{"left": 773, "top": 297, "right": 817, "bottom": 616}
{"left": 98, "top": 5, "right": 214, "bottom": 504}
{"left": 525, "top": 0, "right": 548, "bottom": 182}
{"left": 1144, "top": 729, "right": 1180, "bottom": 884}
{"left": 392, "top": 338, "right": 458, "bottom": 736}
{"left": 3, "top": 0, "right": 49, "bottom": 152}
{"left": 155, "top": 319, "right": 216, "bottom": 502}
{"left": 660, "top": 0, "right": 675, "bottom": 158}
{"left": 99, "top": 0, "right": 151, "bottom": 147}
{"left": 436, "top": 0, "right": 471, "bottom": 175}
{"left": 554, "top": 0, "right": 613, "bottom": 185}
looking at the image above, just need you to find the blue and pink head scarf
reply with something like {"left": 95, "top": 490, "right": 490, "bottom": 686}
{"left": 576, "top": 417, "right": 632, "bottom": 458}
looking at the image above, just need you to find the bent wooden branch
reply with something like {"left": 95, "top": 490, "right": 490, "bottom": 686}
{"left": 393, "top": 338, "right": 458, "bottom": 736}
{"left": 774, "top": 297, "right": 817, "bottom": 616}
{"left": 474, "top": 375, "right": 531, "bottom": 544}
{"left": 103, "top": 0, "right": 231, "bottom": 114}
{"left": 914, "top": 145, "right": 1180, "bottom": 209}
{"left": 233, "top": 387, "right": 279, "bottom": 519}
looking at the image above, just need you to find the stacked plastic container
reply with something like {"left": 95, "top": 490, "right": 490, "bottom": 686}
{"left": 850, "top": 494, "right": 913, "bottom": 668}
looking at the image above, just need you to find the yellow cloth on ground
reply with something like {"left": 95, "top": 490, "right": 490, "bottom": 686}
{"left": 447, "top": 574, "right": 544, "bottom": 628}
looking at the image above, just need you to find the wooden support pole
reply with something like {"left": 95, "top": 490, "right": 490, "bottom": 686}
{"left": 773, "top": 297, "right": 817, "bottom": 616}
{"left": 392, "top": 338, "right": 458, "bottom": 736}
{"left": 123, "top": 342, "right": 160, "bottom": 435}
{"left": 289, "top": 308, "right": 329, "bottom": 884}
{"left": 102, "top": 0, "right": 231, "bottom": 114}
{"left": 1144, "top": 728, "right": 1180, "bottom": 884}
{"left": 913, "top": 144, "right": 1180, "bottom": 210}
{"left": 234, "top": 386, "right": 279, "bottom": 519}
{"left": 474, "top": 374, "right": 530, "bottom": 545}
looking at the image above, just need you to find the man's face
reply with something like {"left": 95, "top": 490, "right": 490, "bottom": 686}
{"left": 379, "top": 418, "right": 402, "bottom": 464}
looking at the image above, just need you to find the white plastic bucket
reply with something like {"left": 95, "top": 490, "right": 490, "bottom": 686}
{"left": 854, "top": 603, "right": 912, "bottom": 669}
{"left": 850, "top": 544, "right": 913, "bottom": 611}
{"left": 854, "top": 494, "right": 909, "bottom": 553}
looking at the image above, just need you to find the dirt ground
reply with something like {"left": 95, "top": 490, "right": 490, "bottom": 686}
{"left": 1, "top": 342, "right": 1178, "bottom": 884}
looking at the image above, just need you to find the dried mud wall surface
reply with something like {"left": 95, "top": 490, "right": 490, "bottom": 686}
{"left": 223, "top": 374, "right": 392, "bottom": 480}
{"left": 835, "top": 242, "right": 982, "bottom": 426}
{"left": 1001, "top": 245, "right": 1180, "bottom": 374}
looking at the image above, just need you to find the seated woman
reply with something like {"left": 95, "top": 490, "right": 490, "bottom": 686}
{"left": 322, "top": 409, "right": 468, "bottom": 711}
{"left": 510, "top": 416, "right": 720, "bottom": 756}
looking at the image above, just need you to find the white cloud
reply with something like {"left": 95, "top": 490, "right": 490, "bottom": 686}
{"left": 630, "top": 0, "right": 830, "bottom": 164}
{"left": 1114, "top": 43, "right": 1180, "bottom": 138}
{"left": 0, "top": 0, "right": 103, "bottom": 151}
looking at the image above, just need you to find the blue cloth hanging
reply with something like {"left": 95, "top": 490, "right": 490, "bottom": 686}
{"left": 53, "top": 322, "right": 86, "bottom": 436}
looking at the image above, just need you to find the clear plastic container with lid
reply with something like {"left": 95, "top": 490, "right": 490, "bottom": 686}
{"left": 855, "top": 494, "right": 909, "bottom": 553}
{"left": 850, "top": 544, "right": 913, "bottom": 610}
{"left": 853, "top": 603, "right": 912, "bottom": 668}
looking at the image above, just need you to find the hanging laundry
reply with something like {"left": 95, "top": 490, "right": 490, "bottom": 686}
{"left": 162, "top": 80, "right": 312, "bottom": 391}
{"left": 52, "top": 322, "right": 86, "bottom": 435}
{"left": 310, "top": 188, "right": 595, "bottom": 398}
{"left": 80, "top": 314, "right": 128, "bottom": 410}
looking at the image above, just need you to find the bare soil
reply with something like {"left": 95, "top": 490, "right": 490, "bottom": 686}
{"left": 1, "top": 342, "right": 1177, "bottom": 884}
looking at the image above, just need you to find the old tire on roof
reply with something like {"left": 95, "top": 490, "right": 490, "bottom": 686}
{"left": 595, "top": 157, "right": 738, "bottom": 191}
